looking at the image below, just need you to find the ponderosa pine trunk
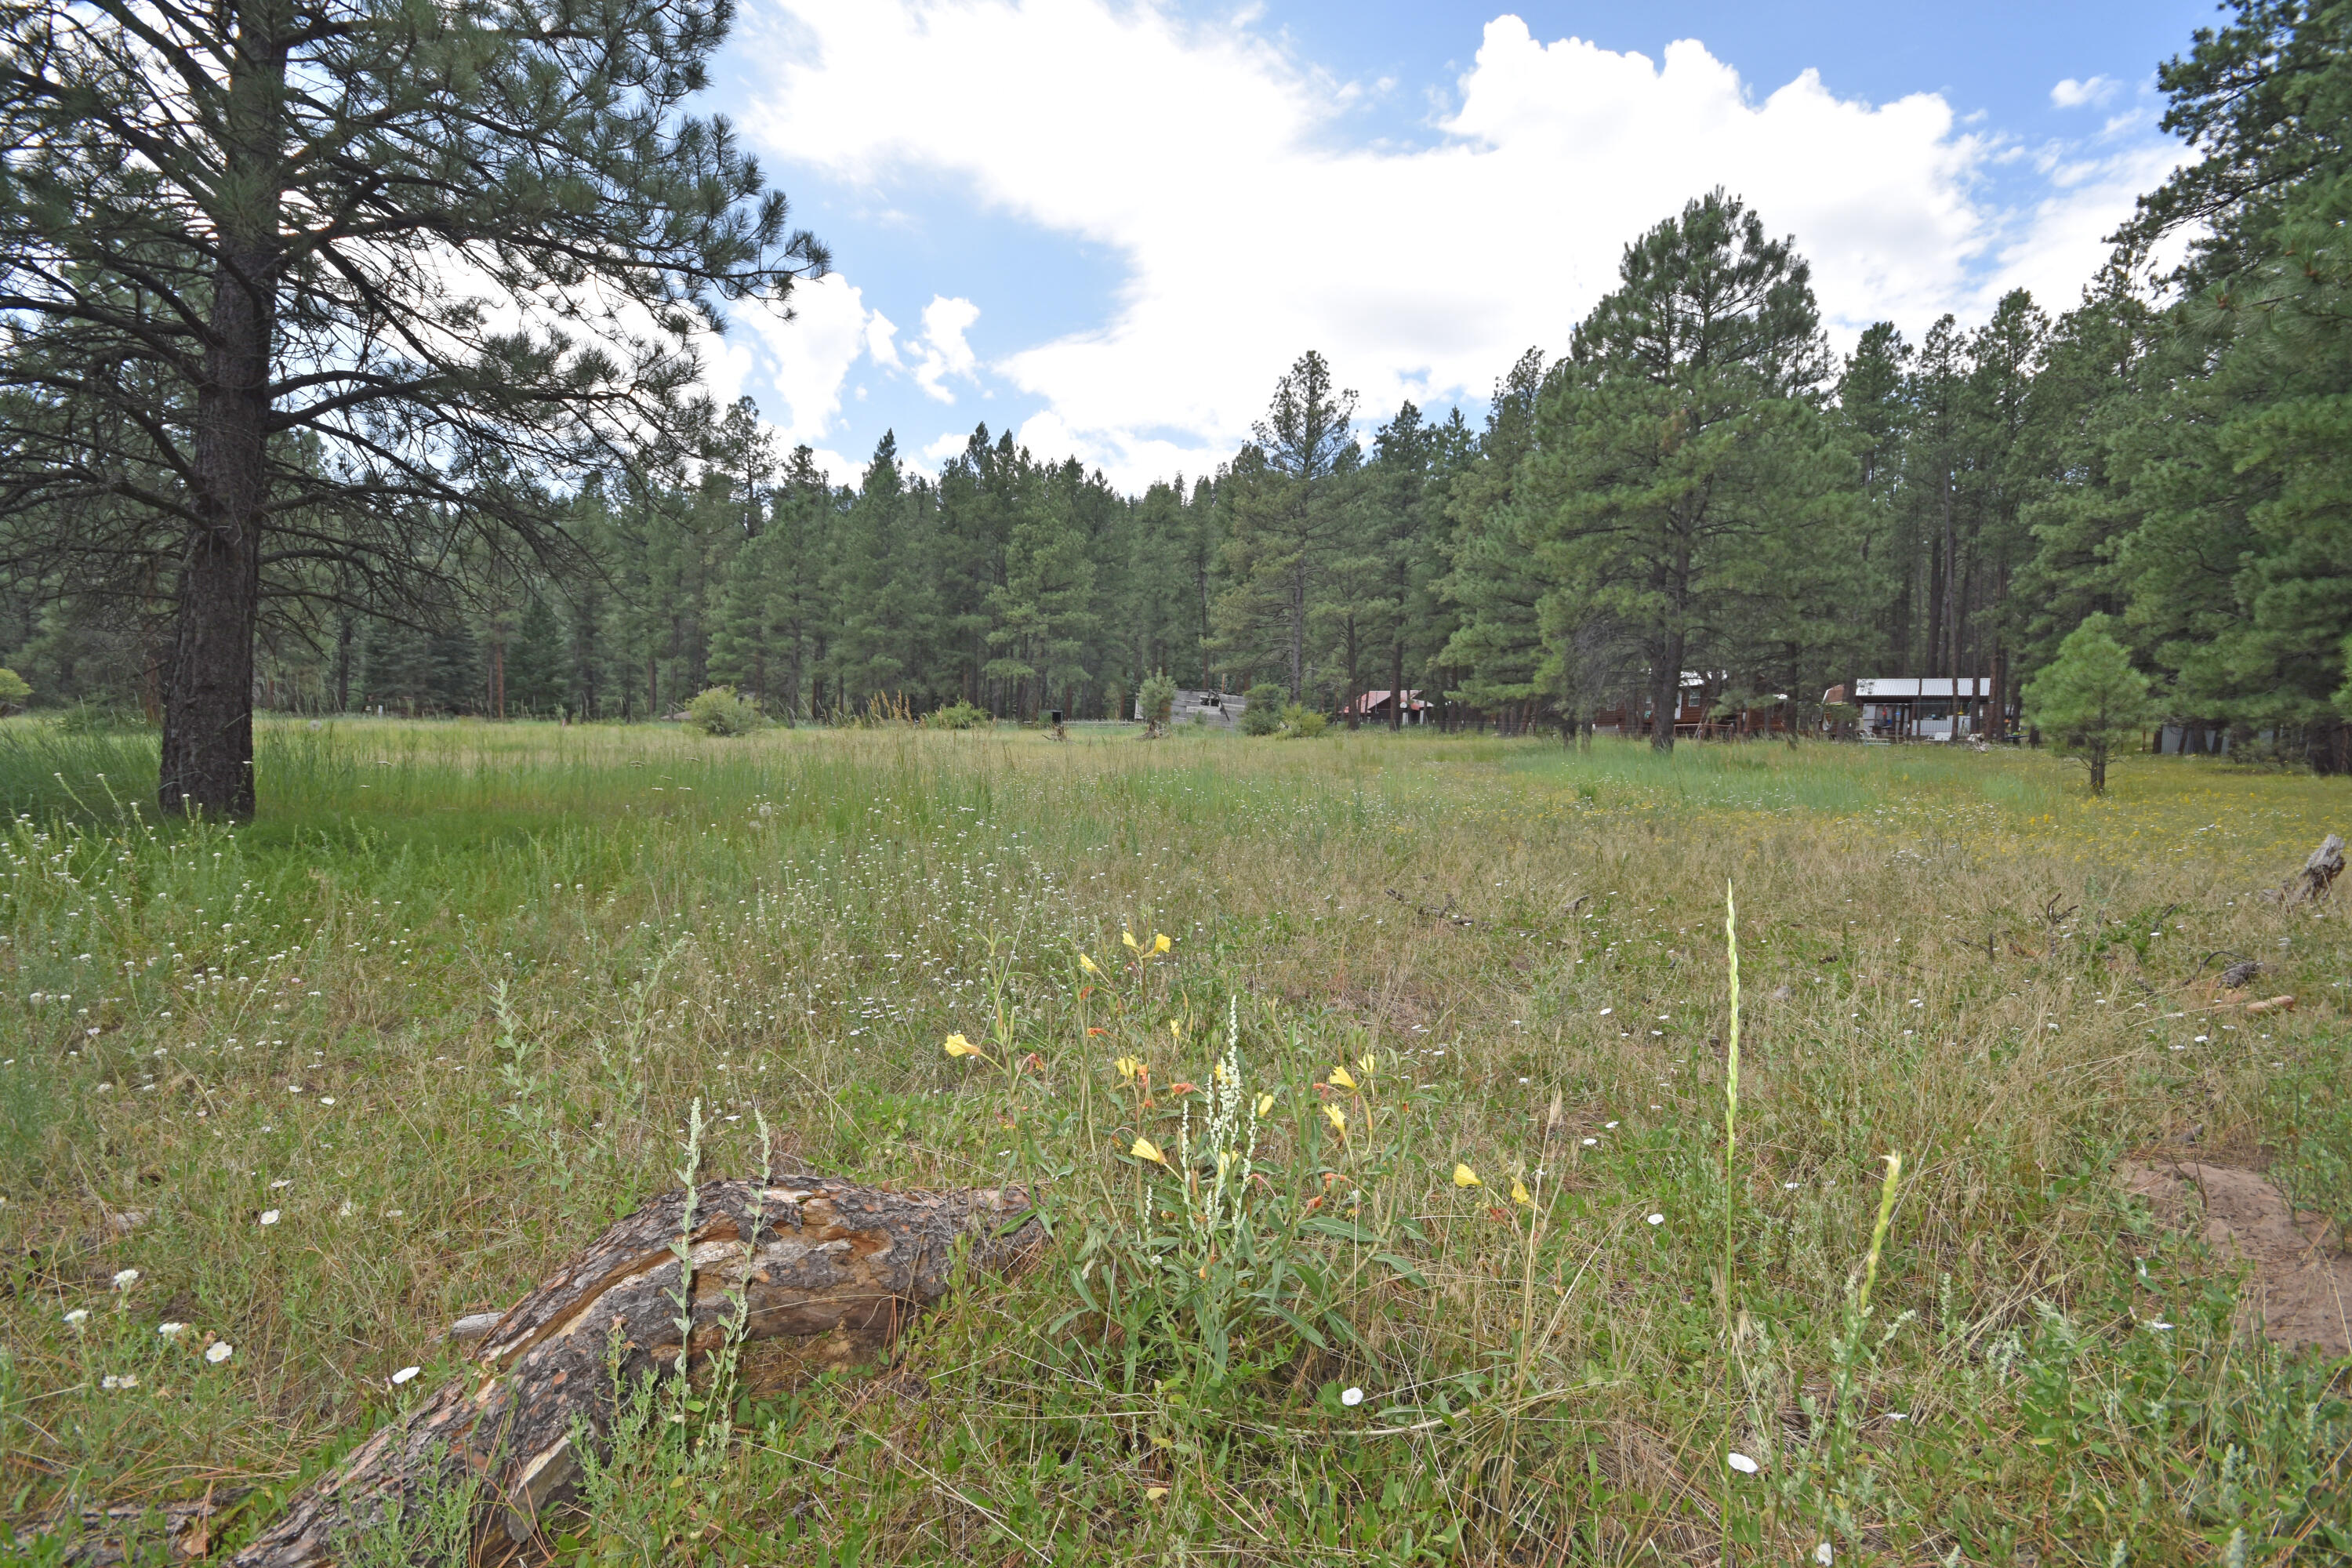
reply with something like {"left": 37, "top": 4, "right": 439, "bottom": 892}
{"left": 159, "top": 0, "right": 285, "bottom": 819}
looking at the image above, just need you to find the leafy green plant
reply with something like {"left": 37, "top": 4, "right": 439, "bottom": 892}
{"left": 1065, "top": 999, "right": 1417, "bottom": 1400}
{"left": 1239, "top": 683, "right": 1286, "bottom": 735}
{"left": 0, "top": 668, "right": 30, "bottom": 714}
{"left": 1136, "top": 673, "right": 1177, "bottom": 736}
{"left": 923, "top": 699, "right": 990, "bottom": 731}
{"left": 53, "top": 702, "right": 151, "bottom": 735}
{"left": 683, "top": 686, "right": 764, "bottom": 738}
{"left": 1278, "top": 702, "right": 1329, "bottom": 738}
{"left": 560, "top": 1102, "right": 770, "bottom": 1563}
{"left": 334, "top": 1446, "right": 479, "bottom": 1568}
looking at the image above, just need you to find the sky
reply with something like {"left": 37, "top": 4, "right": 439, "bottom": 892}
{"left": 695, "top": 0, "right": 2222, "bottom": 490}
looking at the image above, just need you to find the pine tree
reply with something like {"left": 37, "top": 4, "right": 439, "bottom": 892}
{"left": 0, "top": 0, "right": 824, "bottom": 814}
{"left": 1214, "top": 351, "right": 1359, "bottom": 699}
{"left": 1512, "top": 191, "right": 1862, "bottom": 750}
{"left": 2024, "top": 615, "right": 2155, "bottom": 794}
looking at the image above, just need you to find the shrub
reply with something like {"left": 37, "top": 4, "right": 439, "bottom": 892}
{"left": 2022, "top": 615, "right": 2154, "bottom": 796}
{"left": 1279, "top": 702, "right": 1328, "bottom": 738}
{"left": 1239, "top": 683, "right": 1287, "bottom": 736}
{"left": 924, "top": 699, "right": 991, "bottom": 731}
{"left": 684, "top": 686, "right": 764, "bottom": 738}
{"left": 1136, "top": 673, "right": 1177, "bottom": 735}
{"left": 54, "top": 701, "right": 150, "bottom": 733}
{"left": 0, "top": 668, "right": 28, "bottom": 714}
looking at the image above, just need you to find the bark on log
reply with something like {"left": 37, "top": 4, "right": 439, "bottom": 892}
{"left": 229, "top": 1175, "right": 1041, "bottom": 1568}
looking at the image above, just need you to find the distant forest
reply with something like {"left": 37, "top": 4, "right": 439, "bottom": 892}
{"left": 6, "top": 3, "right": 2350, "bottom": 768}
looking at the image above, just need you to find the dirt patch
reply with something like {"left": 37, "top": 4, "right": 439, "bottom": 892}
{"left": 2120, "top": 1160, "right": 2351, "bottom": 1356}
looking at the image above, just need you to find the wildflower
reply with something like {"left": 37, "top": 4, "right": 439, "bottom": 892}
{"left": 1256, "top": 1093, "right": 1275, "bottom": 1117}
{"left": 205, "top": 1341, "right": 233, "bottom": 1363}
{"left": 1215, "top": 1150, "right": 1235, "bottom": 1178}
{"left": 158, "top": 1322, "right": 187, "bottom": 1338}
{"left": 1115, "top": 1056, "right": 1142, "bottom": 1080}
{"left": 1816, "top": 1544, "right": 1834, "bottom": 1566}
{"left": 64, "top": 1308, "right": 89, "bottom": 1327}
{"left": 1122, "top": 931, "right": 1141, "bottom": 953}
{"left": 1327, "top": 1065, "right": 1356, "bottom": 1091}
{"left": 260, "top": 1210, "right": 281, "bottom": 1226}
{"left": 1340, "top": 1386, "right": 1364, "bottom": 1407}
{"left": 1152, "top": 933, "right": 1171, "bottom": 954}
{"left": 1130, "top": 1138, "right": 1168, "bottom": 1166}
{"left": 1356, "top": 1053, "right": 1375, "bottom": 1076}
{"left": 390, "top": 1366, "right": 421, "bottom": 1385}
{"left": 111, "top": 1268, "right": 140, "bottom": 1290}
{"left": 1646, "top": 1213, "right": 1664, "bottom": 1225}
{"left": 1453, "top": 1163, "right": 1481, "bottom": 1189}
{"left": 1511, "top": 1178, "right": 1532, "bottom": 1207}
{"left": 1079, "top": 953, "right": 1100, "bottom": 976}
{"left": 1726, "top": 1452, "right": 1759, "bottom": 1474}
{"left": 1323, "top": 1105, "right": 1345, "bottom": 1134}
{"left": 1170, "top": 1018, "right": 1181, "bottom": 1041}
{"left": 1144, "top": 1486, "right": 1169, "bottom": 1501}
{"left": 942, "top": 1033, "right": 982, "bottom": 1059}
{"left": 101, "top": 1373, "right": 139, "bottom": 1390}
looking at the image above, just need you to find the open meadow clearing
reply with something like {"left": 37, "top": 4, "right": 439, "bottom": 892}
{"left": 2, "top": 721, "right": 2349, "bottom": 1566}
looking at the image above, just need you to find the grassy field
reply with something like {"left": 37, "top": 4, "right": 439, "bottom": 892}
{"left": 2, "top": 718, "right": 2347, "bottom": 1566}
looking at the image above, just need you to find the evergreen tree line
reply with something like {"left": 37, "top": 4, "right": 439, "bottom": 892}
{"left": 6, "top": 2, "right": 2348, "bottom": 767}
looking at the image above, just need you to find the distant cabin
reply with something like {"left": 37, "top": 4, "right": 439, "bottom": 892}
{"left": 1592, "top": 673, "right": 1791, "bottom": 738}
{"left": 1341, "top": 688, "right": 1432, "bottom": 724}
{"left": 1828, "top": 678, "right": 2009, "bottom": 740}
{"left": 1138, "top": 689, "right": 1247, "bottom": 728}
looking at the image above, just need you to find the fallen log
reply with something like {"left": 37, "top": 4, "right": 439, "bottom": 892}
{"left": 229, "top": 1174, "right": 1041, "bottom": 1568}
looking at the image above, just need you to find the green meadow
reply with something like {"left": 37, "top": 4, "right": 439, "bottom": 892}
{"left": 2, "top": 720, "right": 2347, "bottom": 1565}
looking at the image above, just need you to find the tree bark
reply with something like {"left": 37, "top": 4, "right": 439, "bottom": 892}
{"left": 159, "top": 0, "right": 285, "bottom": 818}
{"left": 1648, "top": 627, "right": 1683, "bottom": 755}
{"left": 229, "top": 1174, "right": 1041, "bottom": 1568}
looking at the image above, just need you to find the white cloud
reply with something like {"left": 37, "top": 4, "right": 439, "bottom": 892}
{"left": 2050, "top": 75, "right": 2118, "bottom": 109}
{"left": 865, "top": 311, "right": 903, "bottom": 368}
{"left": 912, "top": 296, "right": 982, "bottom": 401}
{"left": 922, "top": 428, "right": 976, "bottom": 465}
{"left": 743, "top": 3, "right": 2183, "bottom": 488}
{"left": 725, "top": 271, "right": 879, "bottom": 449}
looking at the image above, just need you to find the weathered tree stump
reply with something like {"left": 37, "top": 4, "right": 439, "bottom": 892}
{"left": 229, "top": 1175, "right": 1041, "bottom": 1568}
{"left": 2274, "top": 833, "right": 2345, "bottom": 903}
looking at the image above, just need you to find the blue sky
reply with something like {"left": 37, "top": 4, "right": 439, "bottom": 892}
{"left": 699, "top": 1, "right": 2217, "bottom": 488}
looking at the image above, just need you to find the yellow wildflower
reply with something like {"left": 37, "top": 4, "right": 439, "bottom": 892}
{"left": 1122, "top": 930, "right": 1142, "bottom": 953}
{"left": 1511, "top": 1178, "right": 1533, "bottom": 1207}
{"left": 1079, "top": 953, "right": 1101, "bottom": 976}
{"left": 1453, "top": 1163, "right": 1482, "bottom": 1189}
{"left": 1327, "top": 1065, "right": 1356, "bottom": 1091}
{"left": 1152, "top": 933, "right": 1171, "bottom": 954}
{"left": 943, "top": 1034, "right": 982, "bottom": 1058}
{"left": 1323, "top": 1105, "right": 1346, "bottom": 1134}
{"left": 1130, "top": 1138, "right": 1168, "bottom": 1166}
{"left": 1115, "top": 1056, "right": 1142, "bottom": 1080}
{"left": 1357, "top": 1053, "right": 1377, "bottom": 1076}
{"left": 1256, "top": 1093, "right": 1276, "bottom": 1117}
{"left": 1169, "top": 1018, "right": 1181, "bottom": 1040}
